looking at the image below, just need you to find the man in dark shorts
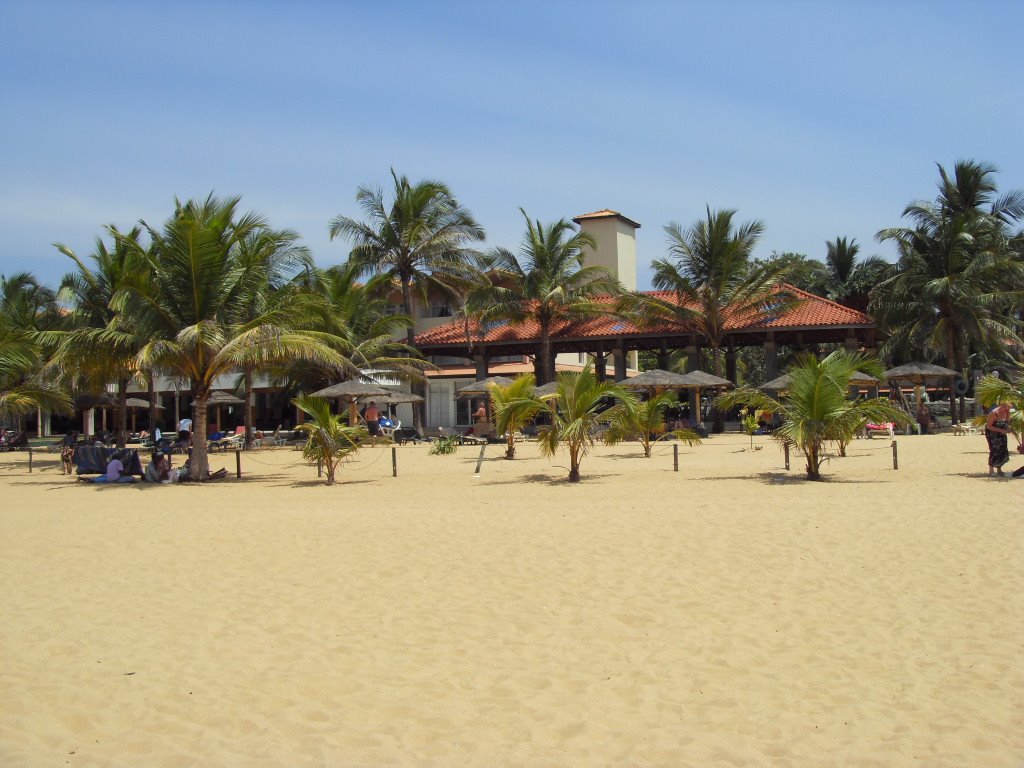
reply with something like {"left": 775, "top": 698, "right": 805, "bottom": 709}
{"left": 364, "top": 401, "right": 382, "bottom": 437}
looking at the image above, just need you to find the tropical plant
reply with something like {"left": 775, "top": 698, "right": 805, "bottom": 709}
{"left": 739, "top": 407, "right": 760, "bottom": 450}
{"left": 329, "top": 170, "right": 485, "bottom": 433}
{"left": 482, "top": 209, "right": 623, "bottom": 384}
{"left": 536, "top": 362, "right": 630, "bottom": 482}
{"left": 750, "top": 252, "right": 827, "bottom": 295}
{"left": 873, "top": 160, "right": 1024, "bottom": 421}
{"left": 489, "top": 373, "right": 544, "bottom": 459}
{"left": 718, "top": 351, "right": 912, "bottom": 480}
{"left": 0, "top": 273, "right": 67, "bottom": 425}
{"left": 621, "top": 206, "right": 794, "bottom": 431}
{"left": 52, "top": 227, "right": 149, "bottom": 447}
{"left": 604, "top": 390, "right": 701, "bottom": 457}
{"left": 293, "top": 395, "right": 366, "bottom": 484}
{"left": 112, "top": 194, "right": 343, "bottom": 480}
{"left": 823, "top": 237, "right": 889, "bottom": 311}
{"left": 428, "top": 433, "right": 460, "bottom": 455}
{"left": 283, "top": 260, "right": 434, "bottom": 396}
{"left": 232, "top": 225, "right": 315, "bottom": 449}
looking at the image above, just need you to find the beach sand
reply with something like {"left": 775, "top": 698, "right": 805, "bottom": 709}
{"left": 1, "top": 433, "right": 1021, "bottom": 767}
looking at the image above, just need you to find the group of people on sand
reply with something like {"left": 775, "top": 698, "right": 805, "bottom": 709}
{"left": 985, "top": 401, "right": 1023, "bottom": 478}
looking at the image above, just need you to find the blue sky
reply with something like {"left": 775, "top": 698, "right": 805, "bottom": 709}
{"left": 1, "top": 0, "right": 1021, "bottom": 290}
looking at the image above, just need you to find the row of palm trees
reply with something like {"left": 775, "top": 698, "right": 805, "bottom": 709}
{"left": 1, "top": 161, "right": 1021, "bottom": 480}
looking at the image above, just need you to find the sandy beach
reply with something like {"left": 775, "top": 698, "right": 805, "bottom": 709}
{"left": 1, "top": 432, "right": 1021, "bottom": 767}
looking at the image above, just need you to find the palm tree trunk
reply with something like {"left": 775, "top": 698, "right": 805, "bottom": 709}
{"left": 539, "top": 324, "right": 552, "bottom": 385}
{"left": 806, "top": 442, "right": 821, "bottom": 480}
{"left": 505, "top": 433, "right": 515, "bottom": 460}
{"left": 402, "top": 279, "right": 426, "bottom": 436}
{"left": 147, "top": 369, "right": 158, "bottom": 435}
{"left": 568, "top": 442, "right": 581, "bottom": 482}
{"left": 116, "top": 377, "right": 129, "bottom": 448}
{"left": 710, "top": 343, "right": 725, "bottom": 433}
{"left": 243, "top": 366, "right": 254, "bottom": 451}
{"left": 190, "top": 388, "right": 210, "bottom": 480}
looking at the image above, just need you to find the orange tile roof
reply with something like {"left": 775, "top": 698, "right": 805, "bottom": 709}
{"left": 572, "top": 209, "right": 642, "bottom": 229}
{"left": 414, "top": 284, "right": 871, "bottom": 347}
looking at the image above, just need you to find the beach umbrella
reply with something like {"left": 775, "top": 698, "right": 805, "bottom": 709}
{"left": 617, "top": 369, "right": 691, "bottom": 391}
{"left": 675, "top": 370, "right": 734, "bottom": 423}
{"left": 849, "top": 371, "right": 879, "bottom": 388}
{"left": 759, "top": 373, "right": 791, "bottom": 392}
{"left": 883, "top": 362, "right": 958, "bottom": 405}
{"left": 532, "top": 381, "right": 559, "bottom": 397}
{"left": 125, "top": 397, "right": 164, "bottom": 433}
{"left": 356, "top": 391, "right": 424, "bottom": 405}
{"left": 310, "top": 380, "right": 391, "bottom": 425}
{"left": 191, "top": 391, "right": 246, "bottom": 433}
{"left": 455, "top": 376, "right": 515, "bottom": 397}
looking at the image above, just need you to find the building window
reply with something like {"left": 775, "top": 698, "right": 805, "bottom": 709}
{"left": 425, "top": 303, "right": 454, "bottom": 318}
{"left": 430, "top": 355, "right": 470, "bottom": 366}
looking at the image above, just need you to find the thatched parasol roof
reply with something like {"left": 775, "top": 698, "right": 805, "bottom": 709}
{"left": 356, "top": 391, "right": 424, "bottom": 405}
{"left": 883, "top": 362, "right": 958, "bottom": 382}
{"left": 125, "top": 397, "right": 164, "bottom": 409}
{"left": 618, "top": 369, "right": 691, "bottom": 389}
{"left": 309, "top": 381, "right": 391, "bottom": 400}
{"left": 532, "top": 381, "right": 559, "bottom": 397}
{"left": 193, "top": 391, "right": 246, "bottom": 406}
{"left": 849, "top": 371, "right": 879, "bottom": 386}
{"left": 455, "top": 376, "right": 515, "bottom": 397}
{"left": 759, "top": 373, "right": 791, "bottom": 391}
{"left": 676, "top": 370, "right": 734, "bottom": 389}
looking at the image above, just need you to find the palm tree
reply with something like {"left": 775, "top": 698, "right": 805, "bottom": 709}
{"left": 621, "top": 207, "right": 792, "bottom": 431}
{"left": 823, "top": 237, "right": 889, "bottom": 311}
{"left": 484, "top": 209, "right": 623, "bottom": 384}
{"left": 874, "top": 161, "right": 1024, "bottom": 420}
{"left": 718, "top": 351, "right": 911, "bottom": 480}
{"left": 489, "top": 373, "right": 544, "bottom": 459}
{"left": 604, "top": 390, "right": 701, "bottom": 458}
{"left": 537, "top": 362, "right": 630, "bottom": 482}
{"left": 0, "top": 321, "right": 71, "bottom": 420}
{"left": 0, "top": 273, "right": 66, "bottom": 429}
{"left": 232, "top": 225, "right": 315, "bottom": 449}
{"left": 52, "top": 227, "right": 148, "bottom": 447}
{"left": 292, "top": 395, "right": 367, "bottom": 485}
{"left": 113, "top": 194, "right": 343, "bottom": 480}
{"left": 329, "top": 170, "right": 485, "bottom": 433}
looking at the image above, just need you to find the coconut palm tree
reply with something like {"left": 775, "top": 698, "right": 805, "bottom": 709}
{"left": 536, "top": 362, "right": 630, "bottom": 482}
{"left": 621, "top": 207, "right": 793, "bottom": 431}
{"left": 112, "top": 194, "right": 343, "bottom": 480}
{"left": 874, "top": 161, "right": 1024, "bottom": 419}
{"left": 604, "top": 390, "right": 701, "bottom": 458}
{"left": 328, "top": 170, "right": 485, "bottom": 433}
{"left": 279, "top": 261, "right": 434, "bottom": 405}
{"left": 292, "top": 394, "right": 367, "bottom": 485}
{"left": 718, "top": 351, "right": 911, "bottom": 480}
{"left": 52, "top": 227, "right": 149, "bottom": 448}
{"left": 232, "top": 225, "right": 315, "bottom": 449}
{"left": 823, "top": 237, "right": 889, "bottom": 312}
{"left": 483, "top": 209, "right": 623, "bottom": 384}
{"left": 0, "top": 273, "right": 66, "bottom": 428}
{"left": 489, "top": 373, "right": 544, "bottom": 459}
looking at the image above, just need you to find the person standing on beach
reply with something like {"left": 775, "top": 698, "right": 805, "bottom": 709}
{"left": 364, "top": 401, "right": 382, "bottom": 437}
{"left": 473, "top": 402, "right": 487, "bottom": 423}
{"left": 177, "top": 415, "right": 192, "bottom": 447}
{"left": 985, "top": 402, "right": 1012, "bottom": 476}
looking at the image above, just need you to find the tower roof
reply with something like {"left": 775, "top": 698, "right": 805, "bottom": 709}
{"left": 572, "top": 209, "right": 641, "bottom": 229}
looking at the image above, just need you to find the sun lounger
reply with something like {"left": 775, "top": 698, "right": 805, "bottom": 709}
{"left": 865, "top": 422, "right": 895, "bottom": 438}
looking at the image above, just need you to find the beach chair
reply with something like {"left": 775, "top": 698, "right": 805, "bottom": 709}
{"left": 395, "top": 426, "right": 420, "bottom": 445}
{"left": 2, "top": 431, "right": 28, "bottom": 451}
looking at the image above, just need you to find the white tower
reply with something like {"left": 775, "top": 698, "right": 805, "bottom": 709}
{"left": 572, "top": 209, "right": 640, "bottom": 291}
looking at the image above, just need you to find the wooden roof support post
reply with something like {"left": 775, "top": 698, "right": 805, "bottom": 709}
{"left": 594, "top": 343, "right": 607, "bottom": 381}
{"left": 764, "top": 332, "right": 778, "bottom": 380}
{"left": 474, "top": 349, "right": 489, "bottom": 382}
{"left": 613, "top": 342, "right": 628, "bottom": 381}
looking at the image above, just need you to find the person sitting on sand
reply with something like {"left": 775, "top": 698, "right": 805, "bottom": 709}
{"left": 144, "top": 452, "right": 179, "bottom": 483}
{"left": 986, "top": 402, "right": 1012, "bottom": 476}
{"left": 92, "top": 450, "right": 136, "bottom": 483}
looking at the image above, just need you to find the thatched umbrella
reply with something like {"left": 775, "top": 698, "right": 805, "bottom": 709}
{"left": 617, "top": 369, "right": 691, "bottom": 392}
{"left": 849, "top": 371, "right": 879, "bottom": 388}
{"left": 125, "top": 397, "right": 164, "bottom": 434}
{"left": 883, "top": 362, "right": 958, "bottom": 407}
{"left": 455, "top": 376, "right": 515, "bottom": 397}
{"left": 356, "top": 391, "right": 425, "bottom": 405}
{"left": 310, "top": 380, "right": 391, "bottom": 425}
{"left": 759, "top": 373, "right": 791, "bottom": 392}
{"left": 676, "top": 370, "right": 734, "bottom": 425}
{"left": 192, "top": 391, "right": 245, "bottom": 433}
{"left": 532, "top": 381, "right": 559, "bottom": 397}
